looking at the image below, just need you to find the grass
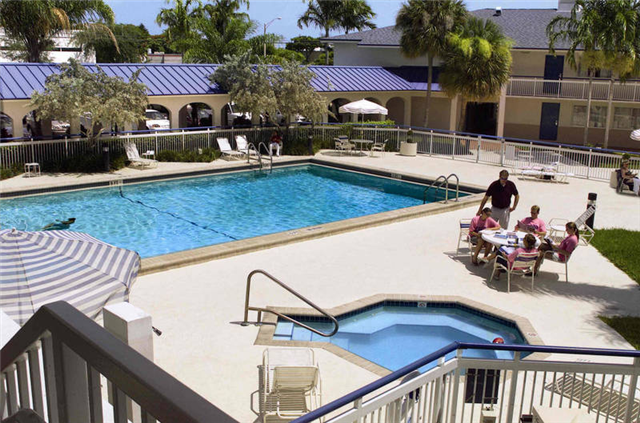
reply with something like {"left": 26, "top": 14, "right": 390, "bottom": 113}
{"left": 593, "top": 228, "right": 640, "bottom": 350}
{"left": 598, "top": 316, "right": 640, "bottom": 349}
{"left": 591, "top": 229, "right": 640, "bottom": 285}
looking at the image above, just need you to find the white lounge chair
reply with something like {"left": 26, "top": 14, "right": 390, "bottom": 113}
{"left": 216, "top": 137, "right": 244, "bottom": 160}
{"left": 259, "top": 348, "right": 322, "bottom": 421}
{"left": 517, "top": 165, "right": 574, "bottom": 183}
{"left": 490, "top": 251, "right": 538, "bottom": 292}
{"left": 370, "top": 139, "right": 388, "bottom": 157}
{"left": 548, "top": 207, "right": 595, "bottom": 245}
{"left": 235, "top": 135, "right": 259, "bottom": 157}
{"left": 124, "top": 143, "right": 158, "bottom": 168}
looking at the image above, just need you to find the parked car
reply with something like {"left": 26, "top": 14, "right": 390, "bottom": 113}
{"left": 51, "top": 120, "right": 70, "bottom": 136}
{"left": 145, "top": 109, "right": 170, "bottom": 130}
{"left": 226, "top": 102, "right": 251, "bottom": 126}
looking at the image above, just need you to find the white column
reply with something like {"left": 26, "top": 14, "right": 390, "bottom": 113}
{"left": 449, "top": 95, "right": 459, "bottom": 131}
{"left": 496, "top": 86, "right": 507, "bottom": 138}
{"left": 169, "top": 110, "right": 179, "bottom": 130}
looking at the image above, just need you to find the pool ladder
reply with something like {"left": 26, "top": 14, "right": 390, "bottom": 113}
{"left": 240, "top": 269, "right": 339, "bottom": 337}
{"left": 247, "top": 142, "right": 272, "bottom": 173}
{"left": 423, "top": 173, "right": 459, "bottom": 204}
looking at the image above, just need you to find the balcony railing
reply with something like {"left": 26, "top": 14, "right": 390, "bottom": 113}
{"left": 507, "top": 77, "right": 640, "bottom": 102}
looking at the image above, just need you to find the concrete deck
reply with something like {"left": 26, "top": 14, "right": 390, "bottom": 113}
{"left": 2, "top": 152, "right": 639, "bottom": 422}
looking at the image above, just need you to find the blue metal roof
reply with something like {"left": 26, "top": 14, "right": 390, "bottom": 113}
{"left": 0, "top": 63, "right": 417, "bottom": 100}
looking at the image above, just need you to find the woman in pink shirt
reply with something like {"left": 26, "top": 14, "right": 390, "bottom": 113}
{"left": 493, "top": 234, "right": 538, "bottom": 279}
{"left": 470, "top": 207, "right": 500, "bottom": 265}
{"left": 534, "top": 222, "right": 579, "bottom": 274}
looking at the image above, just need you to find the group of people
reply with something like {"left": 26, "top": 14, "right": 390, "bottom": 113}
{"left": 467, "top": 169, "right": 579, "bottom": 277}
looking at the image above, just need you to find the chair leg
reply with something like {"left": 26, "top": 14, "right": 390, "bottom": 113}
{"left": 565, "top": 262, "right": 569, "bottom": 283}
{"left": 456, "top": 237, "right": 461, "bottom": 255}
{"left": 507, "top": 272, "right": 511, "bottom": 293}
{"left": 531, "top": 272, "right": 535, "bottom": 291}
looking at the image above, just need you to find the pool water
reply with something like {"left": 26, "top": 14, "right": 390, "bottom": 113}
{"left": 274, "top": 304, "right": 526, "bottom": 371}
{"left": 0, "top": 165, "right": 465, "bottom": 258}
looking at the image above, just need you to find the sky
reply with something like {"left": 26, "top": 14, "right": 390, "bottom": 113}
{"left": 106, "top": 0, "right": 559, "bottom": 43}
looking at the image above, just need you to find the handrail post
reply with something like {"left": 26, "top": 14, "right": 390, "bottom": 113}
{"left": 452, "top": 136, "right": 456, "bottom": 160}
{"left": 587, "top": 149, "right": 592, "bottom": 179}
{"left": 505, "top": 352, "right": 521, "bottom": 423}
{"left": 622, "top": 357, "right": 639, "bottom": 423}
{"left": 429, "top": 130, "right": 433, "bottom": 156}
{"left": 500, "top": 140, "right": 505, "bottom": 166}
{"left": 182, "top": 130, "right": 185, "bottom": 151}
{"left": 431, "top": 356, "right": 446, "bottom": 423}
{"left": 354, "top": 398, "right": 364, "bottom": 423}
{"left": 476, "top": 137, "right": 481, "bottom": 163}
{"left": 448, "top": 349, "right": 463, "bottom": 423}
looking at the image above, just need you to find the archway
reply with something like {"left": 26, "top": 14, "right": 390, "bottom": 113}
{"left": 1, "top": 112, "right": 13, "bottom": 139}
{"left": 179, "top": 102, "right": 213, "bottom": 128}
{"left": 328, "top": 98, "right": 351, "bottom": 123}
{"left": 143, "top": 105, "right": 171, "bottom": 130}
{"left": 386, "top": 97, "right": 405, "bottom": 125}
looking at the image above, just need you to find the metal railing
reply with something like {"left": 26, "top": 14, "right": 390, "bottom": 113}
{"left": 293, "top": 342, "right": 640, "bottom": 423}
{"left": 241, "top": 269, "right": 339, "bottom": 338}
{"left": 1, "top": 124, "right": 638, "bottom": 184}
{"left": 423, "top": 173, "right": 459, "bottom": 204}
{"left": 507, "top": 77, "right": 640, "bottom": 102}
{"left": 0, "top": 302, "right": 239, "bottom": 423}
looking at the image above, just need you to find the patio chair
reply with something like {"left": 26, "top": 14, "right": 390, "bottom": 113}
{"left": 540, "top": 248, "right": 574, "bottom": 283}
{"left": 125, "top": 143, "right": 158, "bottom": 169}
{"left": 548, "top": 207, "right": 595, "bottom": 245}
{"left": 235, "top": 134, "right": 259, "bottom": 157}
{"left": 489, "top": 251, "right": 538, "bottom": 292}
{"left": 456, "top": 218, "right": 473, "bottom": 257}
{"left": 216, "top": 137, "right": 244, "bottom": 160}
{"left": 370, "top": 139, "right": 388, "bottom": 157}
{"left": 334, "top": 135, "right": 354, "bottom": 155}
{"left": 259, "top": 348, "right": 322, "bottom": 421}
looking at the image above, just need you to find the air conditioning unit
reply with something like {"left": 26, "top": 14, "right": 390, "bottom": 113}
{"left": 480, "top": 407, "right": 498, "bottom": 423}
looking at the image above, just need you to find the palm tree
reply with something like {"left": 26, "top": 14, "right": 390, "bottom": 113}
{"left": 155, "top": 0, "right": 201, "bottom": 53}
{"left": 395, "top": 0, "right": 466, "bottom": 128}
{"left": 547, "top": 0, "right": 640, "bottom": 148}
{"left": 0, "top": 0, "right": 115, "bottom": 62}
{"left": 298, "top": 0, "right": 376, "bottom": 64}
{"left": 201, "top": 0, "right": 250, "bottom": 34}
{"left": 439, "top": 17, "right": 513, "bottom": 132}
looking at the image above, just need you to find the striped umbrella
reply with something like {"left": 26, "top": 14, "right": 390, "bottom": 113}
{"left": 0, "top": 229, "right": 140, "bottom": 325}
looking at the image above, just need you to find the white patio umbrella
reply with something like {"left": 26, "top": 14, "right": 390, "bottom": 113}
{"left": 0, "top": 228, "right": 140, "bottom": 325}
{"left": 630, "top": 128, "right": 640, "bottom": 141}
{"left": 339, "top": 99, "right": 388, "bottom": 116}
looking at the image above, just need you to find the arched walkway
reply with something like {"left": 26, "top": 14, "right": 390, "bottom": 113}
{"left": 386, "top": 97, "right": 405, "bottom": 126}
{"left": 1, "top": 112, "right": 13, "bottom": 139}
{"left": 144, "top": 105, "right": 171, "bottom": 130}
{"left": 179, "top": 102, "right": 213, "bottom": 128}
{"left": 328, "top": 98, "right": 351, "bottom": 123}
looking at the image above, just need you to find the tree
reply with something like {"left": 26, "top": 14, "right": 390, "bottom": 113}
{"left": 286, "top": 36, "right": 323, "bottom": 63}
{"left": 0, "top": 0, "right": 115, "bottom": 63}
{"left": 439, "top": 17, "right": 513, "bottom": 132}
{"left": 155, "top": 0, "right": 201, "bottom": 54}
{"left": 547, "top": 0, "right": 640, "bottom": 148}
{"left": 79, "top": 23, "right": 150, "bottom": 63}
{"left": 29, "top": 59, "right": 148, "bottom": 143}
{"left": 396, "top": 0, "right": 466, "bottom": 127}
{"left": 200, "top": 0, "right": 250, "bottom": 34}
{"left": 297, "top": 0, "right": 376, "bottom": 64}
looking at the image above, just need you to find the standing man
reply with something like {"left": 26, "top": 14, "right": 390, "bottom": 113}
{"left": 476, "top": 170, "right": 519, "bottom": 229}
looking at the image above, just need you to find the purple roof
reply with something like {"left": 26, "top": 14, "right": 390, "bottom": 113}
{"left": 1, "top": 63, "right": 419, "bottom": 100}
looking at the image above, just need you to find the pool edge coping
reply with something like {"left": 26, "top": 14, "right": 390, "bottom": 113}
{"left": 253, "top": 294, "right": 548, "bottom": 377}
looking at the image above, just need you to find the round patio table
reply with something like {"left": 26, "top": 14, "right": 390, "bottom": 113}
{"left": 481, "top": 229, "right": 541, "bottom": 249}
{"left": 350, "top": 139, "right": 374, "bottom": 154}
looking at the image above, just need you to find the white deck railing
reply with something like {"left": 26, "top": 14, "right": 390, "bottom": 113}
{"left": 507, "top": 77, "right": 640, "bottom": 102}
{"left": 1, "top": 126, "right": 638, "bottom": 184}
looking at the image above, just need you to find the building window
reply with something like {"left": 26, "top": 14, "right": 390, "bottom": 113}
{"left": 571, "top": 105, "right": 608, "bottom": 128}
{"left": 613, "top": 107, "right": 640, "bottom": 129}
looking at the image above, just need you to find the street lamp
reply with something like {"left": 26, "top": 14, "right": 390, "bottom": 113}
{"left": 263, "top": 17, "right": 282, "bottom": 58}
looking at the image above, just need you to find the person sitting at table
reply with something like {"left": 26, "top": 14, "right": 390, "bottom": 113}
{"left": 470, "top": 207, "right": 500, "bottom": 265}
{"left": 618, "top": 160, "right": 637, "bottom": 193}
{"left": 269, "top": 130, "right": 283, "bottom": 157}
{"left": 492, "top": 233, "right": 537, "bottom": 279}
{"left": 514, "top": 205, "right": 547, "bottom": 238}
{"left": 534, "top": 221, "right": 579, "bottom": 275}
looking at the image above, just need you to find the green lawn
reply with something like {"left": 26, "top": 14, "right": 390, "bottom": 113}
{"left": 593, "top": 229, "right": 640, "bottom": 350}
{"left": 591, "top": 229, "right": 640, "bottom": 285}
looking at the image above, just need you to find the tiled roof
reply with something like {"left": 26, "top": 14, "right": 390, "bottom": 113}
{"left": 325, "top": 8, "right": 574, "bottom": 50}
{"left": 0, "top": 63, "right": 414, "bottom": 100}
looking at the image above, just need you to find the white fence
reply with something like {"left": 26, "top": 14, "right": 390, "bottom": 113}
{"left": 507, "top": 77, "right": 640, "bottom": 102}
{"left": 1, "top": 126, "right": 638, "bottom": 183}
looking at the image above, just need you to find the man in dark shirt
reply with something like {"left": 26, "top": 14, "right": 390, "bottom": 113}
{"left": 476, "top": 170, "right": 519, "bottom": 229}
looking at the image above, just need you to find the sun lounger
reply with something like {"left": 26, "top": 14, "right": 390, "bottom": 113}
{"left": 235, "top": 135, "right": 259, "bottom": 157}
{"left": 517, "top": 165, "right": 574, "bottom": 183}
{"left": 125, "top": 143, "right": 158, "bottom": 169}
{"left": 216, "top": 137, "right": 244, "bottom": 160}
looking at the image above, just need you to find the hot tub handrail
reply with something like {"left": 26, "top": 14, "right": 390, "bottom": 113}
{"left": 292, "top": 342, "right": 640, "bottom": 423}
{"left": 241, "top": 269, "right": 339, "bottom": 337}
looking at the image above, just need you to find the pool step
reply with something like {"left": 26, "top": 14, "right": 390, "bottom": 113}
{"left": 274, "top": 321, "right": 294, "bottom": 338}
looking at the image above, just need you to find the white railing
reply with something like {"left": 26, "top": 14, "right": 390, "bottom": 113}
{"left": 293, "top": 344, "right": 640, "bottom": 423}
{"left": 1, "top": 126, "right": 638, "bottom": 184}
{"left": 507, "top": 77, "right": 640, "bottom": 102}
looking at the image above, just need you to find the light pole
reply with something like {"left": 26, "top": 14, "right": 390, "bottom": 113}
{"left": 263, "top": 17, "right": 282, "bottom": 58}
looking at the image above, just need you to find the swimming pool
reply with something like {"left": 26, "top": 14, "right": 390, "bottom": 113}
{"left": 0, "top": 165, "right": 467, "bottom": 258}
{"left": 273, "top": 303, "right": 527, "bottom": 372}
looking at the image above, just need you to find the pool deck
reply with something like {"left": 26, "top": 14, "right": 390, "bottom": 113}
{"left": 2, "top": 152, "right": 640, "bottom": 422}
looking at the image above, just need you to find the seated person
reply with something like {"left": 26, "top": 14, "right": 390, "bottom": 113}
{"left": 469, "top": 207, "right": 500, "bottom": 265}
{"left": 514, "top": 205, "right": 547, "bottom": 237}
{"left": 534, "top": 221, "right": 579, "bottom": 274}
{"left": 618, "top": 160, "right": 637, "bottom": 192}
{"left": 269, "top": 130, "right": 283, "bottom": 157}
{"left": 493, "top": 233, "right": 538, "bottom": 279}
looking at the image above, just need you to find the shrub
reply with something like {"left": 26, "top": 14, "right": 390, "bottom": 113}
{"left": 39, "top": 152, "right": 128, "bottom": 173}
{"left": 0, "top": 163, "right": 24, "bottom": 180}
{"left": 156, "top": 148, "right": 219, "bottom": 162}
